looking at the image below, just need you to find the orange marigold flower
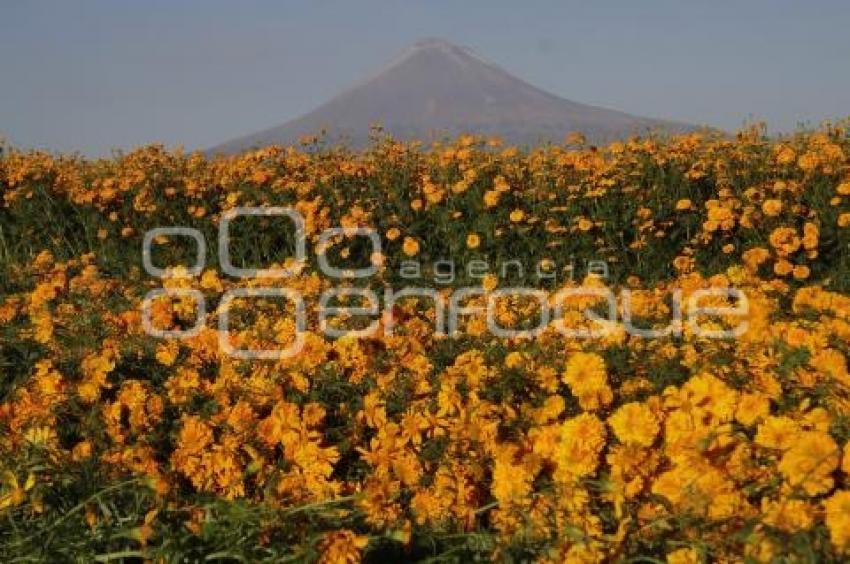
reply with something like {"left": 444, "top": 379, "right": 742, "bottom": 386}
{"left": 762, "top": 199, "right": 782, "bottom": 217}
{"left": 401, "top": 237, "right": 420, "bottom": 257}
{"left": 608, "top": 402, "right": 659, "bottom": 447}
{"left": 824, "top": 490, "right": 850, "bottom": 553}
{"left": 777, "top": 431, "right": 840, "bottom": 496}
{"left": 563, "top": 352, "right": 613, "bottom": 411}
{"left": 318, "top": 529, "right": 369, "bottom": 564}
{"left": 557, "top": 413, "right": 606, "bottom": 479}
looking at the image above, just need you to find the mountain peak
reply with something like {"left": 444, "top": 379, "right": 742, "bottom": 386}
{"left": 407, "top": 38, "right": 479, "bottom": 59}
{"left": 380, "top": 37, "right": 494, "bottom": 76}
{"left": 412, "top": 37, "right": 462, "bottom": 50}
{"left": 209, "top": 40, "right": 699, "bottom": 154}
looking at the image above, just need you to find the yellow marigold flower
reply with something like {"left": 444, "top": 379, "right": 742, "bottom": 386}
{"left": 466, "top": 233, "right": 480, "bottom": 249}
{"left": 318, "top": 529, "right": 369, "bottom": 564}
{"left": 85, "top": 505, "right": 99, "bottom": 529}
{"left": 493, "top": 175, "right": 511, "bottom": 192}
{"left": 536, "top": 395, "right": 565, "bottom": 423}
{"left": 129, "top": 509, "right": 159, "bottom": 546}
{"left": 535, "top": 366, "right": 560, "bottom": 394}
{"left": 386, "top": 227, "right": 401, "bottom": 241}
{"left": 24, "top": 426, "right": 56, "bottom": 447}
{"left": 744, "top": 532, "right": 779, "bottom": 561}
{"left": 71, "top": 440, "right": 93, "bottom": 461}
{"left": 504, "top": 351, "right": 524, "bottom": 369}
{"left": 761, "top": 498, "right": 814, "bottom": 532}
{"left": 563, "top": 352, "right": 613, "bottom": 411}
{"left": 450, "top": 179, "right": 468, "bottom": 195}
{"left": 483, "top": 190, "right": 500, "bottom": 208}
{"left": 840, "top": 213, "right": 850, "bottom": 228}
{"left": 675, "top": 199, "right": 693, "bottom": 211}
{"left": 155, "top": 341, "right": 179, "bottom": 366}
{"left": 741, "top": 247, "right": 770, "bottom": 270}
{"left": 793, "top": 264, "right": 810, "bottom": 280}
{"left": 402, "top": 237, "right": 420, "bottom": 257}
{"left": 798, "top": 152, "right": 820, "bottom": 172}
{"left": 166, "top": 368, "right": 202, "bottom": 405}
{"left": 531, "top": 424, "right": 561, "bottom": 461}
{"left": 735, "top": 393, "right": 770, "bottom": 426}
{"left": 608, "top": 402, "right": 659, "bottom": 447}
{"left": 491, "top": 455, "right": 533, "bottom": 506}
{"left": 769, "top": 227, "right": 801, "bottom": 257}
{"left": 778, "top": 431, "right": 840, "bottom": 496}
{"left": 838, "top": 181, "right": 850, "bottom": 195}
{"left": 370, "top": 251, "right": 385, "bottom": 267}
{"left": 824, "top": 490, "right": 850, "bottom": 553}
{"left": 557, "top": 412, "right": 606, "bottom": 479}
{"left": 803, "top": 407, "right": 832, "bottom": 433}
{"left": 672, "top": 255, "right": 694, "bottom": 273}
{"left": 773, "top": 259, "right": 794, "bottom": 277}
{"left": 755, "top": 416, "right": 800, "bottom": 450}
{"left": 0, "top": 472, "right": 36, "bottom": 511}
{"left": 776, "top": 145, "right": 796, "bottom": 165}
{"left": 802, "top": 222, "right": 819, "bottom": 250}
{"left": 199, "top": 270, "right": 223, "bottom": 292}
{"left": 509, "top": 208, "right": 525, "bottom": 223}
{"left": 482, "top": 273, "right": 498, "bottom": 292}
{"left": 78, "top": 349, "right": 116, "bottom": 403}
{"left": 32, "top": 249, "right": 54, "bottom": 271}
{"left": 706, "top": 204, "right": 735, "bottom": 230}
{"left": 762, "top": 199, "right": 782, "bottom": 217}
{"left": 812, "top": 348, "right": 850, "bottom": 385}
{"left": 667, "top": 547, "right": 700, "bottom": 564}
{"left": 176, "top": 416, "right": 213, "bottom": 456}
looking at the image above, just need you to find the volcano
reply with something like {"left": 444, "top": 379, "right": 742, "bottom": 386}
{"left": 209, "top": 38, "right": 698, "bottom": 154}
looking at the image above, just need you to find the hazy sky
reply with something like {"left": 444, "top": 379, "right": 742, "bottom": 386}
{"left": 2, "top": 0, "right": 849, "bottom": 155}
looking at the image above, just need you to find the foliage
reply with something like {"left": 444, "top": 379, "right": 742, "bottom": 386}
{"left": 2, "top": 125, "right": 850, "bottom": 561}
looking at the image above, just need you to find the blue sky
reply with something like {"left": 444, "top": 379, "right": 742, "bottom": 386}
{"left": 2, "top": 0, "right": 849, "bottom": 155}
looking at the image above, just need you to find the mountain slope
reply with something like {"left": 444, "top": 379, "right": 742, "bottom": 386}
{"left": 209, "top": 39, "right": 698, "bottom": 154}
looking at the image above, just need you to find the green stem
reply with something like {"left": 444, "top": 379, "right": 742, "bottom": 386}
{"left": 10, "top": 478, "right": 142, "bottom": 548}
{"left": 94, "top": 550, "right": 145, "bottom": 562}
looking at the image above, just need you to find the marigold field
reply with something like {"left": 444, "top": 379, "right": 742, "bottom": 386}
{"left": 4, "top": 126, "right": 850, "bottom": 562}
